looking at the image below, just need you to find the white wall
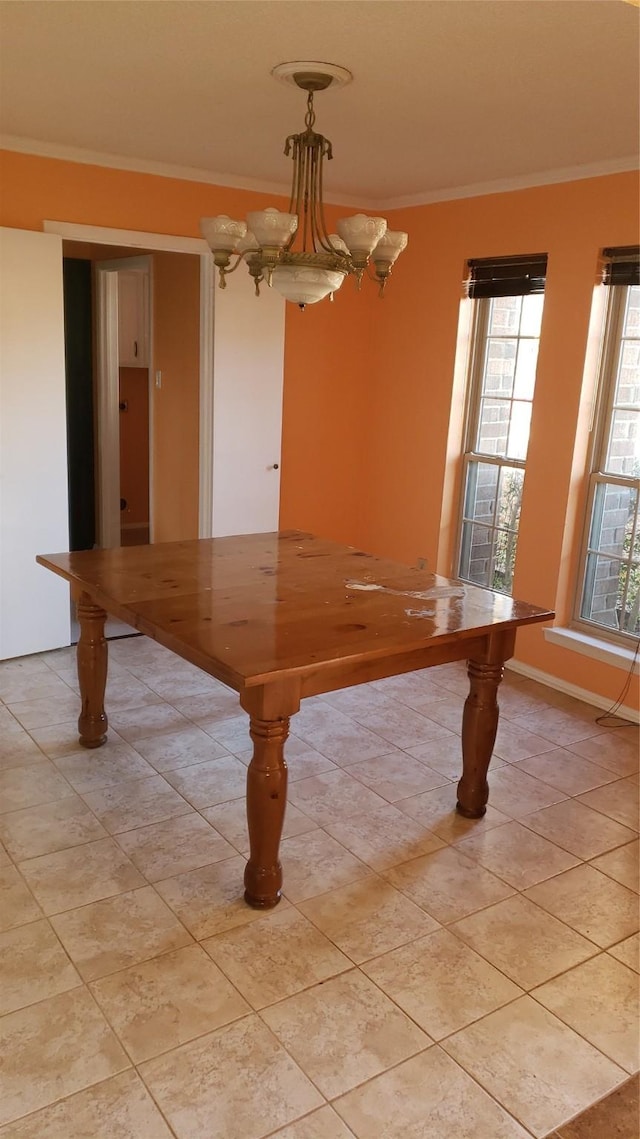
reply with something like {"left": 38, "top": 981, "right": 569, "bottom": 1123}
{"left": 0, "top": 228, "right": 70, "bottom": 658}
{"left": 212, "top": 271, "right": 285, "bottom": 537}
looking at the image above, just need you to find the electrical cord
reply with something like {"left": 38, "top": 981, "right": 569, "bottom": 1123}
{"left": 594, "top": 636, "right": 640, "bottom": 729}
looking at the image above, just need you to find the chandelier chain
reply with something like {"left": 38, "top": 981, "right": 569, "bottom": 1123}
{"left": 304, "top": 91, "right": 316, "bottom": 130}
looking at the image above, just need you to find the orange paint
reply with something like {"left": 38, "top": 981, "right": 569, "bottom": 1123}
{"left": 1, "top": 148, "right": 638, "bottom": 705}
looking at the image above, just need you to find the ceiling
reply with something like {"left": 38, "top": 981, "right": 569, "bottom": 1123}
{"left": 0, "top": 0, "right": 638, "bottom": 208}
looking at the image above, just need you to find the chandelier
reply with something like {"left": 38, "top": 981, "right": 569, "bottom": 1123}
{"left": 200, "top": 62, "right": 408, "bottom": 307}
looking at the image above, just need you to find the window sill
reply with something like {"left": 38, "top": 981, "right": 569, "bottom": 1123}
{"left": 544, "top": 626, "right": 639, "bottom": 673}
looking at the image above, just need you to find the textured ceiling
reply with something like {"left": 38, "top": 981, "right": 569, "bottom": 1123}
{"left": 0, "top": 0, "right": 638, "bottom": 206}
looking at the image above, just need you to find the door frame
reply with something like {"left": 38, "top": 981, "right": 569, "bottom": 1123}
{"left": 44, "top": 220, "right": 215, "bottom": 540}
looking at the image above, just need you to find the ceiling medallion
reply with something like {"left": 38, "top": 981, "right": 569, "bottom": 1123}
{"left": 200, "top": 62, "right": 408, "bottom": 308}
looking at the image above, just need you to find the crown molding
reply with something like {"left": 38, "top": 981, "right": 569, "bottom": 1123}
{"left": 0, "top": 135, "right": 365, "bottom": 209}
{"left": 372, "top": 156, "right": 640, "bottom": 212}
{"left": 1, "top": 135, "right": 637, "bottom": 213}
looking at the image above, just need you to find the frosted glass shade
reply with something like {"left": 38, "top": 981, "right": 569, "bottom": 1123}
{"left": 237, "top": 230, "right": 259, "bottom": 254}
{"left": 200, "top": 215, "right": 247, "bottom": 252}
{"left": 327, "top": 234, "right": 350, "bottom": 255}
{"left": 336, "top": 214, "right": 387, "bottom": 255}
{"left": 246, "top": 208, "right": 298, "bottom": 249}
{"left": 373, "top": 230, "right": 408, "bottom": 265}
{"left": 271, "top": 264, "right": 346, "bottom": 305}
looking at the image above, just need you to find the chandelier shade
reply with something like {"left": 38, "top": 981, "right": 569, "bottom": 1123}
{"left": 200, "top": 63, "right": 408, "bottom": 307}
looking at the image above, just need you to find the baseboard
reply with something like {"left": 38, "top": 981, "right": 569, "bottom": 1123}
{"left": 506, "top": 659, "right": 640, "bottom": 725}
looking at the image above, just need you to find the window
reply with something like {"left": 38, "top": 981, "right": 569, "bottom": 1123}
{"left": 456, "top": 254, "right": 547, "bottom": 594}
{"left": 576, "top": 247, "right": 640, "bottom": 642}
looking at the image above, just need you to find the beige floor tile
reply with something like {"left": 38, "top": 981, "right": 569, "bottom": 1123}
{"left": 201, "top": 713, "right": 253, "bottom": 755}
{"left": 108, "top": 702, "right": 193, "bottom": 742}
{"left": 363, "top": 927, "right": 522, "bottom": 1039}
{"left": 334, "top": 1046, "right": 531, "bottom": 1139}
{"left": 284, "top": 737, "right": 338, "bottom": 782}
{"left": 532, "top": 953, "right": 640, "bottom": 1074}
{"left": 51, "top": 885, "right": 192, "bottom": 981}
{"left": 0, "top": 762, "right": 73, "bottom": 814}
{"left": 481, "top": 765, "right": 568, "bottom": 818}
{"left": 521, "top": 798, "right": 636, "bottom": 860}
{"left": 291, "top": 703, "right": 392, "bottom": 764}
{"left": 578, "top": 778, "right": 639, "bottom": 832}
{"left": 131, "top": 724, "right": 230, "bottom": 771}
{"left": 261, "top": 969, "right": 431, "bottom": 1099}
{"left": 0, "top": 987, "right": 129, "bottom": 1127}
{"left": 608, "top": 933, "right": 639, "bottom": 972}
{"left": 0, "top": 842, "right": 10, "bottom": 867}
{"left": 450, "top": 894, "right": 598, "bottom": 989}
{"left": 141, "top": 670, "right": 224, "bottom": 702}
{"left": 203, "top": 907, "right": 351, "bottom": 1008}
{"left": 370, "top": 670, "right": 452, "bottom": 708}
{"left": 155, "top": 855, "right": 288, "bottom": 938}
{"left": 384, "top": 844, "right": 514, "bottom": 924}
{"left": 0, "top": 728, "right": 46, "bottom": 771}
{"left": 323, "top": 803, "right": 445, "bottom": 872}
{"left": 492, "top": 720, "right": 558, "bottom": 762}
{"left": 513, "top": 748, "right": 618, "bottom": 795}
{"left": 397, "top": 781, "right": 511, "bottom": 842}
{"left": 443, "top": 995, "right": 627, "bottom": 1138}
{"left": 342, "top": 751, "right": 450, "bottom": 802}
{"left": 0, "top": 918, "right": 81, "bottom": 1015}
{"left": 115, "top": 812, "right": 235, "bottom": 881}
{"left": 170, "top": 686, "right": 241, "bottom": 724}
{"left": 568, "top": 729, "right": 639, "bottom": 778}
{"left": 298, "top": 877, "right": 440, "bottom": 964}
{"left": 269, "top": 1105, "right": 356, "bottom": 1138}
{"left": 81, "top": 774, "right": 191, "bottom": 833}
{"left": 0, "top": 1070, "right": 174, "bottom": 1138}
{"left": 591, "top": 839, "right": 639, "bottom": 892}
{"left": 405, "top": 734, "right": 467, "bottom": 780}
{"left": 53, "top": 743, "right": 156, "bottom": 793}
{"left": 456, "top": 820, "right": 580, "bottom": 889}
{"left": 201, "top": 796, "right": 316, "bottom": 855}
{"left": 0, "top": 866, "right": 42, "bottom": 932}
{"left": 90, "top": 942, "right": 249, "bottom": 1062}
{"left": 342, "top": 700, "right": 454, "bottom": 750}
{"left": 7, "top": 692, "right": 81, "bottom": 731}
{"left": 163, "top": 755, "right": 248, "bottom": 808}
{"left": 509, "top": 705, "right": 606, "bottom": 748}
{"left": 525, "top": 864, "right": 639, "bottom": 948}
{"left": 17, "top": 837, "right": 144, "bottom": 915}
{"left": 139, "top": 1015, "right": 323, "bottom": 1139}
{"left": 288, "top": 770, "right": 390, "bottom": 826}
{"left": 0, "top": 796, "right": 106, "bottom": 861}
{"left": 279, "top": 830, "right": 371, "bottom": 903}
{"left": 101, "top": 675, "right": 165, "bottom": 712}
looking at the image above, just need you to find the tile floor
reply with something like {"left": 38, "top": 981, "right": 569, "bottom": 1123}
{"left": 0, "top": 636, "right": 638, "bottom": 1138}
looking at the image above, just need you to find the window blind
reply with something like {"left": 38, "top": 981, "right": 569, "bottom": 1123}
{"left": 466, "top": 253, "right": 548, "bottom": 299}
{"left": 602, "top": 246, "right": 640, "bottom": 287}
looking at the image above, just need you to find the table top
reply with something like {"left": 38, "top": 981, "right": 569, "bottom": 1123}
{"left": 38, "top": 530, "right": 554, "bottom": 690}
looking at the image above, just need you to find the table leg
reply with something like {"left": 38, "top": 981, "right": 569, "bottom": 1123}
{"left": 457, "top": 657, "right": 504, "bottom": 818}
{"left": 76, "top": 592, "right": 108, "bottom": 749}
{"left": 243, "top": 715, "right": 289, "bottom": 909}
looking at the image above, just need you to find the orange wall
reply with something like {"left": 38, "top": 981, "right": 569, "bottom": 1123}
{"left": 369, "top": 172, "right": 639, "bottom": 705}
{"left": 1, "top": 148, "right": 638, "bottom": 705}
{"left": 152, "top": 251, "right": 201, "bottom": 541}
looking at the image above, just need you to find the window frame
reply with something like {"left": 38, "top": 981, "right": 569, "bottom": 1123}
{"left": 573, "top": 281, "right": 640, "bottom": 646}
{"left": 454, "top": 293, "right": 540, "bottom": 595}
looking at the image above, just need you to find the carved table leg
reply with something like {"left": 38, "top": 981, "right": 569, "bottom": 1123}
{"left": 76, "top": 592, "right": 108, "bottom": 749}
{"left": 457, "top": 657, "right": 504, "bottom": 818}
{"left": 243, "top": 715, "right": 289, "bottom": 909}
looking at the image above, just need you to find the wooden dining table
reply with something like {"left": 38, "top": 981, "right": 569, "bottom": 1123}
{"left": 37, "top": 530, "right": 553, "bottom": 909}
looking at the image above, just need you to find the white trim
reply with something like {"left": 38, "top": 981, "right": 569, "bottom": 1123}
{"left": 373, "top": 156, "right": 640, "bottom": 211}
{"left": 198, "top": 254, "right": 215, "bottom": 539}
{"left": 95, "top": 268, "right": 121, "bottom": 548}
{"left": 506, "top": 658, "right": 639, "bottom": 724}
{"left": 44, "top": 219, "right": 210, "bottom": 255}
{"left": 6, "top": 135, "right": 637, "bottom": 211}
{"left": 46, "top": 219, "right": 215, "bottom": 542}
{"left": 544, "top": 626, "right": 640, "bottom": 674}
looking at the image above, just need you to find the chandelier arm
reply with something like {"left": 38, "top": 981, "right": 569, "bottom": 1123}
{"left": 315, "top": 141, "right": 339, "bottom": 255}
{"left": 302, "top": 140, "right": 315, "bottom": 253}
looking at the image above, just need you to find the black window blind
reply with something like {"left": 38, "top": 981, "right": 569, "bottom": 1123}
{"left": 602, "top": 246, "right": 640, "bottom": 287}
{"left": 466, "top": 253, "right": 548, "bottom": 299}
